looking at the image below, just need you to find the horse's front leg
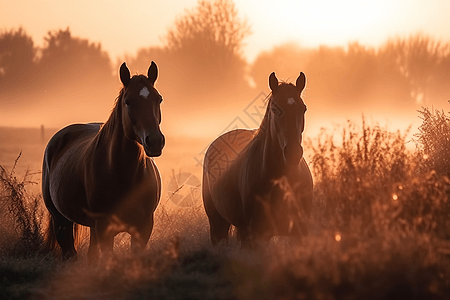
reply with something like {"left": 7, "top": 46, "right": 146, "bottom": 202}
{"left": 89, "top": 218, "right": 114, "bottom": 262}
{"left": 130, "top": 216, "right": 154, "bottom": 252}
{"left": 88, "top": 227, "right": 100, "bottom": 264}
{"left": 237, "top": 226, "right": 252, "bottom": 248}
{"left": 292, "top": 190, "right": 310, "bottom": 237}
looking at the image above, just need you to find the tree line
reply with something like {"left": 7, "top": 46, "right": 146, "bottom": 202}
{"left": 1, "top": 0, "right": 449, "bottom": 127}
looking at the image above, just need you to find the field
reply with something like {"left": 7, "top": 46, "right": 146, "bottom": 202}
{"left": 1, "top": 109, "right": 450, "bottom": 299}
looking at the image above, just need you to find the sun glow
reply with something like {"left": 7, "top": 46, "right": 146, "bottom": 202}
{"left": 240, "top": 0, "right": 410, "bottom": 60}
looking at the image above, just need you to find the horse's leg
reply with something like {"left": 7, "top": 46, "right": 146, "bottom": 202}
{"left": 88, "top": 227, "right": 100, "bottom": 263}
{"left": 239, "top": 215, "right": 270, "bottom": 249}
{"left": 203, "top": 194, "right": 231, "bottom": 246}
{"left": 52, "top": 213, "right": 77, "bottom": 260}
{"left": 131, "top": 216, "right": 153, "bottom": 252}
{"left": 211, "top": 215, "right": 231, "bottom": 245}
{"left": 95, "top": 218, "right": 115, "bottom": 259}
{"left": 42, "top": 180, "right": 77, "bottom": 260}
{"left": 237, "top": 226, "right": 253, "bottom": 248}
{"left": 296, "top": 190, "right": 310, "bottom": 237}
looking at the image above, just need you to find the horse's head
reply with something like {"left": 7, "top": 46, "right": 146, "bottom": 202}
{"left": 268, "top": 72, "right": 307, "bottom": 166}
{"left": 119, "top": 62, "right": 165, "bottom": 157}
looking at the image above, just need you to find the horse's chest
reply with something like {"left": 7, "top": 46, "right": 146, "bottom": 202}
{"left": 245, "top": 175, "right": 300, "bottom": 214}
{"left": 88, "top": 164, "right": 157, "bottom": 212}
{"left": 92, "top": 172, "right": 138, "bottom": 201}
{"left": 248, "top": 175, "right": 291, "bottom": 197}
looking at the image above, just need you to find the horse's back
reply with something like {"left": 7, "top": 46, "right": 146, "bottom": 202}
{"left": 203, "top": 129, "right": 255, "bottom": 186}
{"left": 44, "top": 123, "right": 102, "bottom": 169}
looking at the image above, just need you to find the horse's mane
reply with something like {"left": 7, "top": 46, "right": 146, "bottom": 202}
{"left": 98, "top": 88, "right": 124, "bottom": 140}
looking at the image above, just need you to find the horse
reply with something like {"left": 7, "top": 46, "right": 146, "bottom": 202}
{"left": 202, "top": 71, "right": 313, "bottom": 247}
{"left": 42, "top": 61, "right": 164, "bottom": 261}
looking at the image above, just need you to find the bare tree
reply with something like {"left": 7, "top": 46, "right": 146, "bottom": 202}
{"left": 166, "top": 0, "right": 250, "bottom": 57}
{"left": 382, "top": 34, "right": 450, "bottom": 105}
{"left": 162, "top": 0, "right": 252, "bottom": 106}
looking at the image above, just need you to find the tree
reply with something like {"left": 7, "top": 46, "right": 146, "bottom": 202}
{"left": 0, "top": 28, "right": 37, "bottom": 97}
{"left": 166, "top": 0, "right": 250, "bottom": 57}
{"left": 382, "top": 34, "right": 450, "bottom": 106}
{"left": 37, "top": 28, "right": 113, "bottom": 88}
{"left": 163, "top": 0, "right": 252, "bottom": 108}
{"left": 249, "top": 41, "right": 423, "bottom": 116}
{"left": 34, "top": 28, "right": 116, "bottom": 124}
{"left": 249, "top": 43, "right": 313, "bottom": 93}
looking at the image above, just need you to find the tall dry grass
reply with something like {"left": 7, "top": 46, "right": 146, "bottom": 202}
{"left": 415, "top": 107, "right": 450, "bottom": 179}
{"left": 0, "top": 153, "right": 44, "bottom": 257}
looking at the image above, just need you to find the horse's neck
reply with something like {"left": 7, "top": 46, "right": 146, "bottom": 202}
{"left": 95, "top": 111, "right": 143, "bottom": 170}
{"left": 253, "top": 125, "right": 284, "bottom": 177}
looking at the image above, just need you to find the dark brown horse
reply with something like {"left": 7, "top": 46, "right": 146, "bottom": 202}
{"left": 202, "top": 72, "right": 313, "bottom": 247}
{"left": 42, "top": 62, "right": 164, "bottom": 261}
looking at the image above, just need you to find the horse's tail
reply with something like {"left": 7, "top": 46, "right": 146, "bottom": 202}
{"left": 43, "top": 211, "right": 62, "bottom": 258}
{"left": 43, "top": 212, "right": 82, "bottom": 258}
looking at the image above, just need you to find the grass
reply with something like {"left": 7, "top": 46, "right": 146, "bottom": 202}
{"left": 0, "top": 154, "right": 44, "bottom": 257}
{"left": 414, "top": 107, "right": 450, "bottom": 179}
{"left": 1, "top": 110, "right": 450, "bottom": 299}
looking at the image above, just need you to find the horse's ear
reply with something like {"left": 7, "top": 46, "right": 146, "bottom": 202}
{"left": 269, "top": 72, "right": 279, "bottom": 92}
{"left": 120, "top": 62, "right": 131, "bottom": 87}
{"left": 296, "top": 72, "right": 306, "bottom": 94}
{"left": 148, "top": 61, "right": 158, "bottom": 85}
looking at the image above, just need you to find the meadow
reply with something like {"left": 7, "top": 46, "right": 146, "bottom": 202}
{"left": 1, "top": 108, "right": 450, "bottom": 299}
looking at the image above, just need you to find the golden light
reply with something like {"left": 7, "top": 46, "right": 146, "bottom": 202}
{"left": 240, "top": 0, "right": 404, "bottom": 58}
{"left": 392, "top": 194, "right": 398, "bottom": 201}
{"left": 335, "top": 233, "right": 342, "bottom": 242}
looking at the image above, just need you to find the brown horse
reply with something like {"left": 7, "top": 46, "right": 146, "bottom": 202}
{"left": 42, "top": 62, "right": 164, "bottom": 261}
{"left": 202, "top": 72, "right": 313, "bottom": 247}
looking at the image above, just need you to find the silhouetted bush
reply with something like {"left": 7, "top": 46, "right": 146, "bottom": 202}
{"left": 414, "top": 107, "right": 450, "bottom": 178}
{"left": 0, "top": 155, "right": 44, "bottom": 257}
{"left": 307, "top": 117, "right": 450, "bottom": 241}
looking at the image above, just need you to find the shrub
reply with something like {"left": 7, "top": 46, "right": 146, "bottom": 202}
{"left": 306, "top": 117, "right": 450, "bottom": 241}
{"left": 414, "top": 107, "right": 450, "bottom": 178}
{"left": 0, "top": 154, "right": 44, "bottom": 257}
{"left": 306, "top": 118, "right": 412, "bottom": 236}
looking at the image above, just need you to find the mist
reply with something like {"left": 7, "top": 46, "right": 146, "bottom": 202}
{"left": 2, "top": 3, "right": 450, "bottom": 140}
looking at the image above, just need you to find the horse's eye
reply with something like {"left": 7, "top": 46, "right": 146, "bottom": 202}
{"left": 124, "top": 98, "right": 130, "bottom": 106}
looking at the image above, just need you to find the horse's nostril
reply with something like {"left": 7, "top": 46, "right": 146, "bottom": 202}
{"left": 145, "top": 134, "right": 165, "bottom": 149}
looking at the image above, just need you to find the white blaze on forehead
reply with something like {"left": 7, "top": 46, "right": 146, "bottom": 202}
{"left": 140, "top": 87, "right": 150, "bottom": 99}
{"left": 287, "top": 97, "right": 295, "bottom": 105}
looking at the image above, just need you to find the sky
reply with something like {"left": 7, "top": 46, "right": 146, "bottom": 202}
{"left": 1, "top": 0, "right": 450, "bottom": 62}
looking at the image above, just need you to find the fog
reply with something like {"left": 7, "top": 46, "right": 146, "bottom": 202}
{"left": 1, "top": 1, "right": 449, "bottom": 144}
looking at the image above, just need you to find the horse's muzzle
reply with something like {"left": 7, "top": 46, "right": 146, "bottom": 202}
{"left": 283, "top": 143, "right": 302, "bottom": 166}
{"left": 144, "top": 134, "right": 165, "bottom": 157}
